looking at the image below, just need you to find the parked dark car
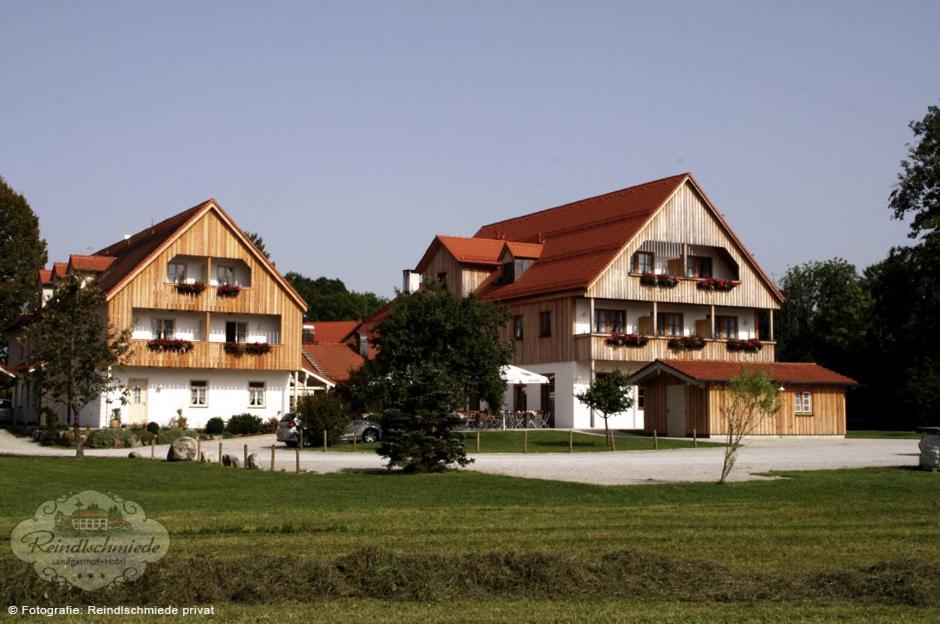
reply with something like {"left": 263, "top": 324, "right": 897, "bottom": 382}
{"left": 276, "top": 414, "right": 381, "bottom": 446}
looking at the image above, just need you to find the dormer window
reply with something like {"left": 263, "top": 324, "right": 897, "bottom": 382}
{"left": 167, "top": 263, "right": 187, "bottom": 284}
{"left": 633, "top": 252, "right": 654, "bottom": 274}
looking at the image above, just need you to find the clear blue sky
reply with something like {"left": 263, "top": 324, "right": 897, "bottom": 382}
{"left": 2, "top": 1, "right": 937, "bottom": 297}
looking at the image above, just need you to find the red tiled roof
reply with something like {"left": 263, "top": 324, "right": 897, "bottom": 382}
{"left": 416, "top": 236, "right": 507, "bottom": 272}
{"left": 655, "top": 359, "right": 857, "bottom": 385}
{"left": 474, "top": 173, "right": 689, "bottom": 300}
{"left": 304, "top": 321, "right": 360, "bottom": 344}
{"left": 504, "top": 241, "right": 544, "bottom": 259}
{"left": 301, "top": 343, "right": 365, "bottom": 383}
{"left": 38, "top": 269, "right": 53, "bottom": 285}
{"left": 68, "top": 254, "right": 116, "bottom": 273}
{"left": 52, "top": 262, "right": 68, "bottom": 279}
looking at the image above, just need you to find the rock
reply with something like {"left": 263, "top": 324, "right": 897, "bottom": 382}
{"left": 229, "top": 456, "right": 241, "bottom": 468}
{"left": 166, "top": 436, "right": 198, "bottom": 462}
{"left": 199, "top": 451, "right": 216, "bottom": 464}
{"left": 128, "top": 451, "right": 141, "bottom": 459}
{"left": 222, "top": 453, "right": 240, "bottom": 468}
{"left": 919, "top": 432, "right": 940, "bottom": 470}
{"left": 245, "top": 452, "right": 262, "bottom": 470}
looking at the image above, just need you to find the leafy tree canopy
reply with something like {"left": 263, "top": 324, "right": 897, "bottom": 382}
{"left": 0, "top": 177, "right": 47, "bottom": 348}
{"left": 243, "top": 231, "right": 270, "bottom": 259}
{"left": 285, "top": 272, "right": 387, "bottom": 322}
{"left": 576, "top": 370, "right": 634, "bottom": 443}
{"left": 890, "top": 104, "right": 940, "bottom": 243}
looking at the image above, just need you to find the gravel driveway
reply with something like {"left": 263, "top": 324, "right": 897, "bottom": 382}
{"left": 0, "top": 430, "right": 919, "bottom": 485}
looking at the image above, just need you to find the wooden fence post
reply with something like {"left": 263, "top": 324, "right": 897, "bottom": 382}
{"left": 569, "top": 429, "right": 573, "bottom": 453}
{"left": 196, "top": 438, "right": 201, "bottom": 461}
{"left": 610, "top": 432, "right": 616, "bottom": 452}
{"left": 476, "top": 430, "right": 481, "bottom": 453}
{"left": 243, "top": 444, "right": 248, "bottom": 467}
{"left": 295, "top": 445, "right": 300, "bottom": 473}
{"left": 523, "top": 429, "right": 528, "bottom": 454}
{"left": 693, "top": 428, "right": 698, "bottom": 448}
{"left": 353, "top": 435, "right": 357, "bottom": 452}
{"left": 653, "top": 429, "right": 659, "bottom": 450}
{"left": 323, "top": 429, "right": 327, "bottom": 452}
{"left": 150, "top": 439, "right": 155, "bottom": 460}
{"left": 218, "top": 441, "right": 223, "bottom": 462}
{"left": 270, "top": 445, "right": 275, "bottom": 471}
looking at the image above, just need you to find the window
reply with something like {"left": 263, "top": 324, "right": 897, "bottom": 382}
{"left": 152, "top": 318, "right": 175, "bottom": 339}
{"left": 657, "top": 312, "right": 683, "bottom": 337}
{"left": 633, "top": 251, "right": 654, "bottom": 274}
{"left": 687, "top": 256, "right": 713, "bottom": 278}
{"left": 248, "top": 382, "right": 265, "bottom": 408}
{"left": 795, "top": 391, "right": 813, "bottom": 415}
{"left": 167, "top": 262, "right": 187, "bottom": 283}
{"left": 225, "top": 321, "right": 247, "bottom": 343}
{"left": 595, "top": 309, "right": 626, "bottom": 333}
{"left": 513, "top": 315, "right": 524, "bottom": 340}
{"left": 539, "top": 311, "right": 552, "bottom": 337}
{"left": 190, "top": 381, "right": 207, "bottom": 407}
{"left": 637, "top": 386, "right": 645, "bottom": 409}
{"left": 302, "top": 328, "right": 315, "bottom": 344}
{"left": 715, "top": 315, "right": 738, "bottom": 340}
{"left": 217, "top": 265, "right": 235, "bottom": 285}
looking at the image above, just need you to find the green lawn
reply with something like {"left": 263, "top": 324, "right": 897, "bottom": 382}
{"left": 318, "top": 430, "right": 718, "bottom": 453}
{"left": 0, "top": 457, "right": 937, "bottom": 622}
{"left": 847, "top": 430, "right": 921, "bottom": 439}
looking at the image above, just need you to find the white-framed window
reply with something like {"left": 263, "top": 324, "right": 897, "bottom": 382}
{"left": 795, "top": 391, "right": 813, "bottom": 415}
{"left": 152, "top": 318, "right": 175, "bottom": 339}
{"left": 225, "top": 321, "right": 247, "bottom": 343}
{"left": 167, "top": 262, "right": 187, "bottom": 283}
{"left": 217, "top": 265, "right": 235, "bottom": 285}
{"left": 190, "top": 380, "right": 208, "bottom": 407}
{"left": 248, "top": 382, "right": 265, "bottom": 408}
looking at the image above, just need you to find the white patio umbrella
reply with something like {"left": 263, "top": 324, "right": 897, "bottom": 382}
{"left": 500, "top": 365, "right": 550, "bottom": 385}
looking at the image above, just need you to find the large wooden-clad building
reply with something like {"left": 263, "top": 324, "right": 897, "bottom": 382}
{"left": 410, "top": 173, "right": 855, "bottom": 435}
{"left": 7, "top": 200, "right": 308, "bottom": 428}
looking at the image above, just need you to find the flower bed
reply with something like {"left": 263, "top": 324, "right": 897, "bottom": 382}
{"left": 696, "top": 278, "right": 738, "bottom": 291}
{"left": 667, "top": 335, "right": 707, "bottom": 351}
{"left": 217, "top": 284, "right": 241, "bottom": 298}
{"left": 640, "top": 273, "right": 679, "bottom": 288}
{"left": 245, "top": 342, "right": 272, "bottom": 355}
{"left": 605, "top": 332, "right": 649, "bottom": 347}
{"left": 726, "top": 338, "right": 763, "bottom": 352}
{"left": 175, "top": 281, "right": 206, "bottom": 295}
{"left": 147, "top": 338, "right": 194, "bottom": 353}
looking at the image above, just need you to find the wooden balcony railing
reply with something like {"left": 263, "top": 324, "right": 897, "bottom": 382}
{"left": 574, "top": 334, "right": 775, "bottom": 363}
{"left": 128, "top": 340, "right": 291, "bottom": 370}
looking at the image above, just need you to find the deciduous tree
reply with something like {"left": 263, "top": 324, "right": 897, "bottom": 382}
{"left": 718, "top": 368, "right": 780, "bottom": 484}
{"left": 576, "top": 371, "right": 634, "bottom": 448}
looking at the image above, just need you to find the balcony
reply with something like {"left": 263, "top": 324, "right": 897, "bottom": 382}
{"left": 128, "top": 340, "right": 289, "bottom": 370}
{"left": 574, "top": 334, "right": 775, "bottom": 363}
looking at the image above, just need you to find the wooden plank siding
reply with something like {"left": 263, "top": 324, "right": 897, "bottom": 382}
{"left": 420, "top": 247, "right": 493, "bottom": 299}
{"left": 107, "top": 209, "right": 304, "bottom": 371}
{"left": 642, "top": 375, "right": 669, "bottom": 434}
{"left": 707, "top": 383, "right": 846, "bottom": 436}
{"left": 501, "top": 298, "right": 576, "bottom": 365}
{"left": 685, "top": 384, "right": 709, "bottom": 436}
{"left": 576, "top": 334, "right": 775, "bottom": 363}
{"left": 588, "top": 182, "right": 781, "bottom": 310}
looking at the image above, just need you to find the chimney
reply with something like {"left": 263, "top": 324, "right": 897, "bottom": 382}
{"left": 356, "top": 332, "right": 369, "bottom": 357}
{"left": 402, "top": 269, "right": 421, "bottom": 294}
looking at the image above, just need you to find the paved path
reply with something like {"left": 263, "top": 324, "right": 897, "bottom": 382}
{"left": 0, "top": 430, "right": 919, "bottom": 485}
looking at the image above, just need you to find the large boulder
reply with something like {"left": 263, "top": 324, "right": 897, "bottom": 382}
{"left": 221, "top": 453, "right": 241, "bottom": 468}
{"left": 245, "top": 452, "right": 262, "bottom": 470}
{"left": 167, "top": 436, "right": 198, "bottom": 462}
{"left": 919, "top": 429, "right": 940, "bottom": 470}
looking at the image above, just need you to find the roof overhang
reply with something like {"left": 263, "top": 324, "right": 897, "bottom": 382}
{"left": 624, "top": 361, "right": 704, "bottom": 387}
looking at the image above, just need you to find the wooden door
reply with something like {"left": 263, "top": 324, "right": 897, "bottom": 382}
{"left": 127, "top": 379, "right": 148, "bottom": 424}
{"left": 666, "top": 383, "right": 686, "bottom": 437}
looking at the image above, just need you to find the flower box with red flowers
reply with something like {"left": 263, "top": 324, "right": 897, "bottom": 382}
{"left": 667, "top": 335, "right": 707, "bottom": 351}
{"left": 175, "top": 281, "right": 206, "bottom": 296}
{"left": 224, "top": 342, "right": 246, "bottom": 355}
{"left": 640, "top": 273, "right": 680, "bottom": 288}
{"left": 217, "top": 284, "right": 241, "bottom": 298}
{"left": 726, "top": 338, "right": 763, "bottom": 352}
{"left": 245, "top": 342, "right": 271, "bottom": 355}
{"left": 696, "top": 278, "right": 738, "bottom": 291}
{"left": 147, "top": 338, "right": 194, "bottom": 353}
{"left": 605, "top": 332, "right": 649, "bottom": 348}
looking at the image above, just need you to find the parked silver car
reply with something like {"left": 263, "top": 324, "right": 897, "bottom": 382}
{"left": 276, "top": 414, "right": 381, "bottom": 446}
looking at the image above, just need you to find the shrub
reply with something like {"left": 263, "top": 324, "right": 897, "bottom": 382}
{"left": 227, "top": 413, "right": 264, "bottom": 436}
{"left": 262, "top": 417, "right": 279, "bottom": 434}
{"left": 204, "top": 417, "right": 225, "bottom": 435}
{"left": 296, "top": 393, "right": 351, "bottom": 446}
{"left": 146, "top": 421, "right": 161, "bottom": 434}
{"left": 86, "top": 428, "right": 137, "bottom": 449}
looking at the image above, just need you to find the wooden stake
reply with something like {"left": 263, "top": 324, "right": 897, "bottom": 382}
{"left": 218, "top": 441, "right": 223, "bottom": 462}
{"left": 693, "top": 428, "right": 698, "bottom": 448}
{"left": 150, "top": 438, "right": 155, "bottom": 460}
{"left": 653, "top": 429, "right": 659, "bottom": 449}
{"left": 353, "top": 435, "right": 357, "bottom": 452}
{"left": 243, "top": 444, "right": 248, "bottom": 467}
{"left": 523, "top": 429, "right": 528, "bottom": 454}
{"left": 323, "top": 429, "right": 327, "bottom": 452}
{"left": 569, "top": 429, "right": 573, "bottom": 453}
{"left": 295, "top": 445, "right": 300, "bottom": 473}
{"left": 196, "top": 438, "right": 201, "bottom": 460}
{"left": 270, "top": 445, "right": 275, "bottom": 471}
{"left": 476, "top": 430, "right": 481, "bottom": 453}
{"left": 610, "top": 433, "right": 616, "bottom": 451}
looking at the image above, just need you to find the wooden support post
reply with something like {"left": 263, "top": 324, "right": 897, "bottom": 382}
{"left": 653, "top": 429, "right": 659, "bottom": 450}
{"left": 710, "top": 305, "right": 716, "bottom": 339}
{"left": 270, "top": 445, "right": 275, "bottom": 470}
{"left": 150, "top": 439, "right": 155, "bottom": 460}
{"left": 243, "top": 444, "right": 247, "bottom": 467}
{"left": 569, "top": 429, "right": 573, "bottom": 453}
{"left": 652, "top": 301, "right": 658, "bottom": 335}
{"left": 323, "top": 429, "right": 328, "bottom": 452}
{"left": 476, "top": 430, "right": 481, "bottom": 453}
{"left": 693, "top": 428, "right": 698, "bottom": 448}
{"left": 523, "top": 429, "right": 528, "bottom": 454}
{"left": 769, "top": 309, "right": 775, "bottom": 342}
